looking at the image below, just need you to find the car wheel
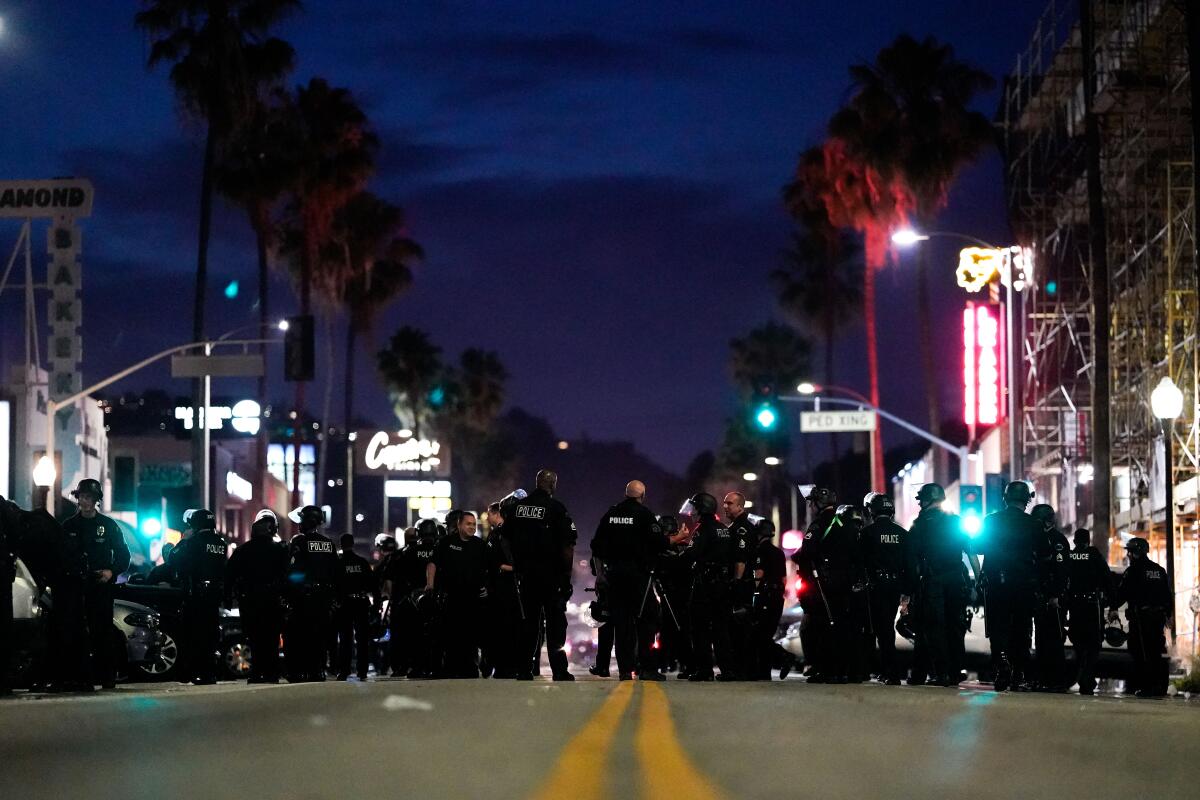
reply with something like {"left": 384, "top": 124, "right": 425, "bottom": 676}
{"left": 223, "top": 639, "right": 253, "bottom": 680}
{"left": 134, "top": 629, "right": 181, "bottom": 681}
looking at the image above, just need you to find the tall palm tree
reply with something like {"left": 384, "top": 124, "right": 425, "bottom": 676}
{"left": 439, "top": 349, "right": 512, "bottom": 507}
{"left": 377, "top": 326, "right": 443, "bottom": 441}
{"left": 833, "top": 34, "right": 995, "bottom": 434}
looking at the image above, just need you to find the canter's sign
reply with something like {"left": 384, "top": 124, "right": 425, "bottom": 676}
{"left": 0, "top": 179, "right": 95, "bottom": 218}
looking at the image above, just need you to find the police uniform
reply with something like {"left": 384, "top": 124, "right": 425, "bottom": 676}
{"left": 819, "top": 510, "right": 863, "bottom": 682}
{"left": 1033, "top": 526, "right": 1071, "bottom": 690}
{"left": 174, "top": 528, "right": 227, "bottom": 684}
{"left": 506, "top": 488, "right": 578, "bottom": 680}
{"left": 336, "top": 548, "right": 376, "bottom": 680}
{"left": 1065, "top": 543, "right": 1112, "bottom": 694}
{"left": 591, "top": 497, "right": 666, "bottom": 678}
{"left": 225, "top": 531, "right": 288, "bottom": 683}
{"left": 485, "top": 523, "right": 522, "bottom": 678}
{"left": 910, "top": 506, "right": 971, "bottom": 685}
{"left": 791, "top": 505, "right": 836, "bottom": 680}
{"left": 432, "top": 532, "right": 490, "bottom": 677}
{"left": 61, "top": 510, "right": 130, "bottom": 688}
{"left": 658, "top": 537, "right": 694, "bottom": 677}
{"left": 1117, "top": 556, "right": 1172, "bottom": 696}
{"left": 287, "top": 529, "right": 339, "bottom": 681}
{"left": 390, "top": 532, "right": 438, "bottom": 677}
{"left": 685, "top": 515, "right": 747, "bottom": 680}
{"left": 746, "top": 531, "right": 787, "bottom": 680}
{"left": 858, "top": 514, "right": 909, "bottom": 683}
{"left": 978, "top": 506, "right": 1046, "bottom": 689}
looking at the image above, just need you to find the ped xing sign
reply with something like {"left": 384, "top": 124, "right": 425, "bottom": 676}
{"left": 800, "top": 410, "right": 877, "bottom": 433}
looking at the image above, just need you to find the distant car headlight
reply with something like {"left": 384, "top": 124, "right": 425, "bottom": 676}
{"left": 123, "top": 611, "right": 160, "bottom": 629}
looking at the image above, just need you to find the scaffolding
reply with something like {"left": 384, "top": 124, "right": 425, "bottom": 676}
{"left": 1001, "top": 0, "right": 1199, "bottom": 655}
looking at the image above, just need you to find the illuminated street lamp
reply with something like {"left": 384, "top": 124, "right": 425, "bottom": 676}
{"left": 1151, "top": 375, "right": 1184, "bottom": 639}
{"left": 743, "top": 472, "right": 759, "bottom": 482}
{"left": 764, "top": 456, "right": 781, "bottom": 466}
{"left": 33, "top": 455, "right": 56, "bottom": 487}
{"left": 890, "top": 228, "right": 930, "bottom": 246}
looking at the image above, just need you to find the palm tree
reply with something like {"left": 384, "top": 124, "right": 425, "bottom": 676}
{"left": 833, "top": 34, "right": 995, "bottom": 434}
{"left": 377, "top": 327, "right": 444, "bottom": 441}
{"left": 135, "top": 0, "right": 299, "bottom": 345}
{"left": 728, "top": 322, "right": 812, "bottom": 400}
{"left": 439, "top": 349, "right": 513, "bottom": 508}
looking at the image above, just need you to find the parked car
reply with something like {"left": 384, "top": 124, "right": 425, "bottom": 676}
{"left": 10, "top": 557, "right": 165, "bottom": 687}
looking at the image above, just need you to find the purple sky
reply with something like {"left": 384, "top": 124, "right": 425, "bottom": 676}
{"left": 0, "top": 0, "right": 1050, "bottom": 473}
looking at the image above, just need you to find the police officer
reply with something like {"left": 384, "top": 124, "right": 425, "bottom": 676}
{"left": 286, "top": 506, "right": 338, "bottom": 682}
{"left": 821, "top": 503, "right": 867, "bottom": 682}
{"left": 1113, "top": 537, "right": 1172, "bottom": 697}
{"left": 387, "top": 519, "right": 440, "bottom": 678}
{"left": 373, "top": 533, "right": 401, "bottom": 674}
{"left": 1030, "top": 504, "right": 1070, "bottom": 691}
{"left": 591, "top": 481, "right": 667, "bottom": 681}
{"left": 1065, "top": 528, "right": 1112, "bottom": 695}
{"left": 484, "top": 499, "right": 522, "bottom": 679}
{"left": 655, "top": 514, "right": 693, "bottom": 678}
{"left": 60, "top": 479, "right": 130, "bottom": 689}
{"left": 680, "top": 491, "right": 746, "bottom": 681}
{"left": 723, "top": 492, "right": 759, "bottom": 677}
{"left": 859, "top": 492, "right": 908, "bottom": 685}
{"left": 334, "top": 534, "right": 375, "bottom": 681}
{"left": 791, "top": 486, "right": 837, "bottom": 681}
{"left": 978, "top": 481, "right": 1046, "bottom": 691}
{"left": 225, "top": 510, "right": 288, "bottom": 683}
{"left": 428, "top": 511, "right": 490, "bottom": 678}
{"left": 745, "top": 515, "right": 792, "bottom": 680}
{"left": 173, "top": 509, "right": 227, "bottom": 684}
{"left": 506, "top": 470, "right": 578, "bottom": 682}
{"left": 908, "top": 484, "right": 980, "bottom": 687}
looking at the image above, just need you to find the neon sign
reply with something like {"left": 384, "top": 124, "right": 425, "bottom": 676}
{"left": 957, "top": 246, "right": 1032, "bottom": 293}
{"left": 963, "top": 303, "right": 1002, "bottom": 426}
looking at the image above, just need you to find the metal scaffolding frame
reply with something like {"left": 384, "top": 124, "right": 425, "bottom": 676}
{"left": 1001, "top": 0, "right": 1198, "bottom": 643}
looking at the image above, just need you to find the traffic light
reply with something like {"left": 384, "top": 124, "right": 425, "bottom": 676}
{"left": 284, "top": 314, "right": 314, "bottom": 381}
{"left": 960, "top": 484, "right": 983, "bottom": 537}
{"left": 754, "top": 402, "right": 779, "bottom": 431}
{"left": 427, "top": 384, "right": 447, "bottom": 409}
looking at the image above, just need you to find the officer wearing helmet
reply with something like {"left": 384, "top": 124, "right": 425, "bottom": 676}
{"left": 335, "top": 534, "right": 376, "bottom": 681}
{"left": 656, "top": 513, "right": 695, "bottom": 678}
{"left": 816, "top": 503, "right": 867, "bottom": 683}
{"left": 60, "top": 478, "right": 130, "bottom": 690}
{"left": 372, "top": 533, "right": 400, "bottom": 674}
{"left": 484, "top": 497, "right": 521, "bottom": 678}
{"left": 679, "top": 491, "right": 747, "bottom": 681}
{"left": 908, "top": 483, "right": 980, "bottom": 687}
{"left": 1112, "top": 537, "right": 1172, "bottom": 697}
{"left": 385, "top": 518, "right": 440, "bottom": 677}
{"left": 286, "top": 506, "right": 338, "bottom": 681}
{"left": 790, "top": 486, "right": 837, "bottom": 681}
{"left": 858, "top": 492, "right": 908, "bottom": 684}
{"left": 1029, "top": 504, "right": 1071, "bottom": 691}
{"left": 978, "top": 480, "right": 1047, "bottom": 691}
{"left": 225, "top": 510, "right": 288, "bottom": 683}
{"left": 745, "top": 515, "right": 795, "bottom": 680}
{"left": 504, "top": 470, "right": 578, "bottom": 681}
{"left": 1065, "top": 528, "right": 1112, "bottom": 695}
{"left": 174, "top": 508, "right": 227, "bottom": 684}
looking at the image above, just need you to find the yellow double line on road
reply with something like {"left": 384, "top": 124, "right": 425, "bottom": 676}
{"left": 530, "top": 682, "right": 727, "bottom": 800}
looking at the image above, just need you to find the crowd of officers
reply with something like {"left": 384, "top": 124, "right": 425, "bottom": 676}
{"left": 0, "top": 470, "right": 1176, "bottom": 696}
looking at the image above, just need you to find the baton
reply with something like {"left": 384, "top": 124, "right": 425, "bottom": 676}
{"left": 655, "top": 575, "right": 682, "bottom": 632}
{"left": 813, "top": 569, "right": 835, "bottom": 626}
{"left": 637, "top": 572, "right": 655, "bottom": 619}
{"left": 514, "top": 574, "right": 526, "bottom": 621}
{"left": 863, "top": 579, "right": 875, "bottom": 637}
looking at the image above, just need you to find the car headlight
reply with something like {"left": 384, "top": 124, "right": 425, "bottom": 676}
{"left": 123, "top": 611, "right": 160, "bottom": 629}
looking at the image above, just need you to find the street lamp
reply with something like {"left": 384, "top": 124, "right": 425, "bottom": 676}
{"left": 1151, "top": 375, "right": 1183, "bottom": 639}
{"left": 890, "top": 228, "right": 930, "bottom": 246}
{"left": 743, "top": 472, "right": 759, "bottom": 482}
{"left": 32, "top": 455, "right": 55, "bottom": 511}
{"left": 764, "top": 456, "right": 781, "bottom": 466}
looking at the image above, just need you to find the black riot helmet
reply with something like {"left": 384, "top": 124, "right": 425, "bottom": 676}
{"left": 864, "top": 492, "right": 895, "bottom": 519}
{"left": 834, "top": 504, "right": 864, "bottom": 529}
{"left": 807, "top": 486, "right": 837, "bottom": 511}
{"left": 375, "top": 533, "right": 398, "bottom": 552}
{"left": 498, "top": 489, "right": 528, "bottom": 517}
{"left": 915, "top": 483, "right": 946, "bottom": 508}
{"left": 288, "top": 505, "right": 326, "bottom": 531}
{"left": 71, "top": 478, "right": 103, "bottom": 500}
{"left": 657, "top": 514, "right": 680, "bottom": 536}
{"left": 1123, "top": 537, "right": 1149, "bottom": 558}
{"left": 1030, "top": 504, "right": 1057, "bottom": 530}
{"left": 748, "top": 513, "right": 775, "bottom": 540}
{"left": 895, "top": 608, "right": 916, "bottom": 643}
{"left": 1003, "top": 480, "right": 1033, "bottom": 507}
{"left": 251, "top": 509, "right": 278, "bottom": 538}
{"left": 415, "top": 518, "right": 440, "bottom": 542}
{"left": 679, "top": 492, "right": 717, "bottom": 518}
{"left": 183, "top": 508, "right": 217, "bottom": 533}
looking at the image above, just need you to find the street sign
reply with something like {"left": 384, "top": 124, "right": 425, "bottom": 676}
{"left": 800, "top": 410, "right": 877, "bottom": 433}
{"left": 170, "top": 354, "right": 265, "bottom": 378}
{"left": 0, "top": 179, "right": 94, "bottom": 218}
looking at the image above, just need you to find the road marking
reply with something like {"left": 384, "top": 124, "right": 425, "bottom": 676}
{"left": 529, "top": 681, "right": 635, "bottom": 800}
{"left": 635, "top": 682, "right": 727, "bottom": 800}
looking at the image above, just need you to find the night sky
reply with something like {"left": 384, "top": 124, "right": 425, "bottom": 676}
{"left": 0, "top": 0, "right": 1051, "bottom": 476}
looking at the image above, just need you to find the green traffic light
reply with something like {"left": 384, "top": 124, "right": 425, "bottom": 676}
{"left": 140, "top": 517, "right": 162, "bottom": 537}
{"left": 755, "top": 404, "right": 778, "bottom": 430}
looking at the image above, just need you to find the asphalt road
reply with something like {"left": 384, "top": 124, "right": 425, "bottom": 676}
{"left": 2, "top": 676, "right": 1198, "bottom": 800}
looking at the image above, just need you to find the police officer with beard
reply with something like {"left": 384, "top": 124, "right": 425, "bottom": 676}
{"left": 506, "top": 470, "right": 578, "bottom": 682}
{"left": 386, "top": 518, "right": 440, "bottom": 678}
{"left": 591, "top": 480, "right": 667, "bottom": 681}
{"left": 908, "top": 484, "right": 980, "bottom": 687}
{"left": 61, "top": 479, "right": 130, "bottom": 689}
{"left": 286, "top": 506, "right": 338, "bottom": 681}
{"left": 336, "top": 534, "right": 375, "bottom": 681}
{"left": 680, "top": 492, "right": 747, "bottom": 681}
{"left": 1065, "top": 528, "right": 1112, "bottom": 695}
{"left": 859, "top": 492, "right": 908, "bottom": 685}
{"left": 1113, "top": 537, "right": 1172, "bottom": 697}
{"left": 791, "top": 486, "right": 837, "bottom": 681}
{"left": 174, "top": 509, "right": 227, "bottom": 685}
{"left": 1030, "top": 504, "right": 1070, "bottom": 691}
{"left": 978, "top": 481, "right": 1046, "bottom": 691}
{"left": 225, "top": 510, "right": 288, "bottom": 683}
{"left": 427, "top": 511, "right": 490, "bottom": 678}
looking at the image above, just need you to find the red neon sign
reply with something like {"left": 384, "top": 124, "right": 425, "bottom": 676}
{"left": 963, "top": 303, "right": 1002, "bottom": 426}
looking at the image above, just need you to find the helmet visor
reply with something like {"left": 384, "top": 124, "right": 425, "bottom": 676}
{"left": 678, "top": 500, "right": 698, "bottom": 518}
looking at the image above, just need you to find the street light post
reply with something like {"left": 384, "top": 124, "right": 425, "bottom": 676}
{"left": 1151, "top": 376, "right": 1183, "bottom": 640}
